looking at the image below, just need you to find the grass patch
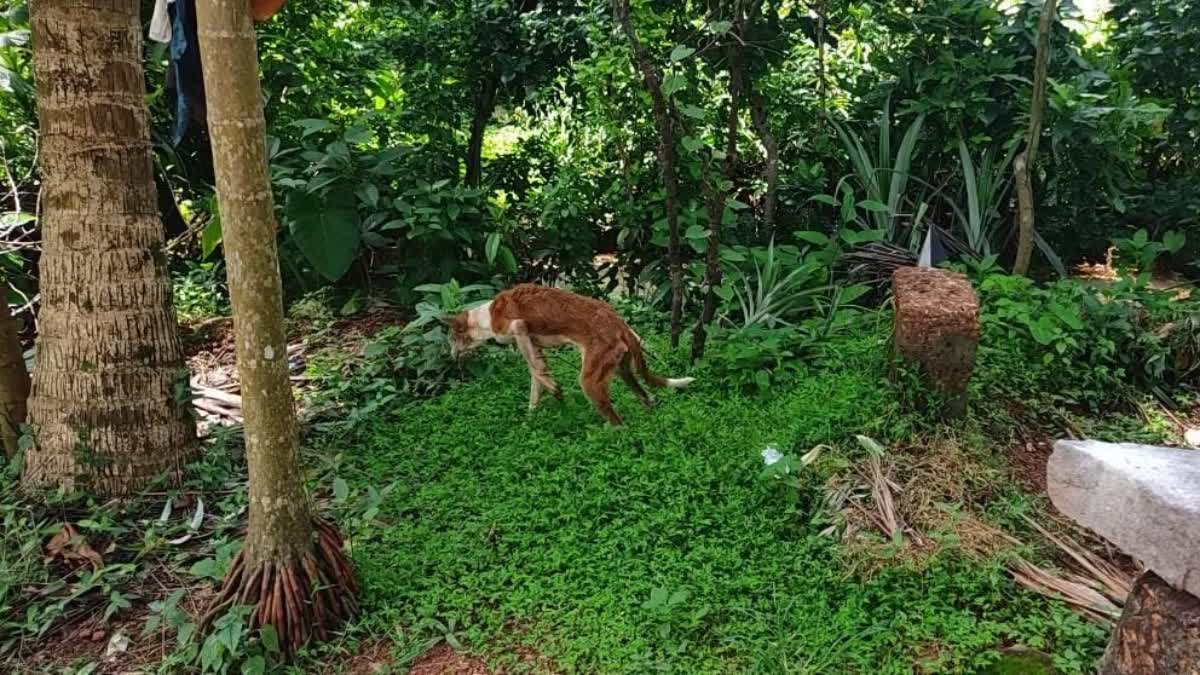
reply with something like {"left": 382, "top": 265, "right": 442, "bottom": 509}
{"left": 326, "top": 332, "right": 1106, "bottom": 674}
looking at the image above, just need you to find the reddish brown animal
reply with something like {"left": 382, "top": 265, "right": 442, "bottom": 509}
{"left": 443, "top": 285, "right": 693, "bottom": 425}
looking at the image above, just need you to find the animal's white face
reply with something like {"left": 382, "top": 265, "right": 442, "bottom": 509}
{"left": 445, "top": 312, "right": 485, "bottom": 360}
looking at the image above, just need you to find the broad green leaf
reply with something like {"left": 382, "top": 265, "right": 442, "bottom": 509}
{"left": 1163, "top": 230, "right": 1186, "bottom": 254}
{"left": 291, "top": 118, "right": 332, "bottom": 137}
{"left": 356, "top": 183, "right": 380, "bottom": 209}
{"left": 662, "top": 73, "right": 687, "bottom": 96}
{"left": 840, "top": 189, "right": 856, "bottom": 225}
{"left": 680, "top": 104, "right": 705, "bottom": 119}
{"left": 1050, "top": 303, "right": 1084, "bottom": 331}
{"left": 188, "top": 558, "right": 224, "bottom": 581}
{"left": 1029, "top": 316, "right": 1058, "bottom": 346}
{"left": 681, "top": 136, "right": 705, "bottom": 153}
{"left": 794, "top": 231, "right": 831, "bottom": 247}
{"left": 286, "top": 190, "right": 361, "bottom": 282}
{"left": 856, "top": 199, "right": 888, "bottom": 213}
{"left": 685, "top": 224, "right": 706, "bottom": 240}
{"left": 669, "top": 45, "right": 696, "bottom": 62}
{"left": 498, "top": 246, "right": 518, "bottom": 274}
{"left": 838, "top": 284, "right": 871, "bottom": 305}
{"left": 200, "top": 218, "right": 222, "bottom": 260}
{"left": 333, "top": 478, "right": 349, "bottom": 501}
{"left": 259, "top": 625, "right": 280, "bottom": 654}
{"left": 840, "top": 229, "right": 885, "bottom": 245}
{"left": 343, "top": 126, "right": 372, "bottom": 145}
{"left": 242, "top": 656, "right": 266, "bottom": 675}
{"left": 809, "top": 194, "right": 839, "bottom": 207}
{"left": 485, "top": 232, "right": 501, "bottom": 264}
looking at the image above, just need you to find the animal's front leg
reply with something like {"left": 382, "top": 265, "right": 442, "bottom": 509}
{"left": 528, "top": 374, "right": 543, "bottom": 410}
{"left": 509, "top": 321, "right": 562, "bottom": 399}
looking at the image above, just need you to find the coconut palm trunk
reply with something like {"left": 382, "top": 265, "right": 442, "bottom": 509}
{"left": 23, "top": 0, "right": 196, "bottom": 495}
{"left": 193, "top": 0, "right": 358, "bottom": 654}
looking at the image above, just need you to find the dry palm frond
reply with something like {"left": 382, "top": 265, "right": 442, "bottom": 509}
{"left": 1008, "top": 557, "right": 1123, "bottom": 626}
{"left": 829, "top": 436, "right": 1132, "bottom": 625}
{"left": 1019, "top": 515, "right": 1133, "bottom": 603}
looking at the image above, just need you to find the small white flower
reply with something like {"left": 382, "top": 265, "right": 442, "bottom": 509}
{"left": 761, "top": 446, "right": 783, "bottom": 466}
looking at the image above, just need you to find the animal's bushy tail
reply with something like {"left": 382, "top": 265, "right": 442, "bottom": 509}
{"left": 626, "top": 329, "right": 694, "bottom": 390}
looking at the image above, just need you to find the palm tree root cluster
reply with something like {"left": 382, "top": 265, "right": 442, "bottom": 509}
{"left": 199, "top": 518, "right": 359, "bottom": 656}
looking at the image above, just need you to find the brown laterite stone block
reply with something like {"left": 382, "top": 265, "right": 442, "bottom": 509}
{"left": 892, "top": 266, "right": 980, "bottom": 418}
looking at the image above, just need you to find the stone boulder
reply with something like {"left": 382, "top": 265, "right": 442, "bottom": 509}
{"left": 1047, "top": 440, "right": 1200, "bottom": 597}
{"left": 891, "top": 266, "right": 980, "bottom": 418}
{"left": 1049, "top": 440, "right": 1200, "bottom": 675}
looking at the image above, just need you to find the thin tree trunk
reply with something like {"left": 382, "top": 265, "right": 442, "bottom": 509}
{"left": 816, "top": 1, "right": 827, "bottom": 120}
{"left": 747, "top": 90, "right": 779, "bottom": 233}
{"left": 0, "top": 295, "right": 29, "bottom": 459}
{"left": 692, "top": 22, "right": 744, "bottom": 361}
{"left": 24, "top": 0, "right": 196, "bottom": 495}
{"left": 741, "top": 0, "right": 778, "bottom": 234}
{"left": 615, "top": 0, "right": 684, "bottom": 348}
{"left": 1012, "top": 153, "right": 1035, "bottom": 276}
{"left": 195, "top": 0, "right": 358, "bottom": 655}
{"left": 464, "top": 0, "right": 535, "bottom": 188}
{"left": 1012, "top": 0, "right": 1056, "bottom": 277}
{"left": 465, "top": 72, "right": 499, "bottom": 188}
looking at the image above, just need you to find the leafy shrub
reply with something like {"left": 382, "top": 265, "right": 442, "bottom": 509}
{"left": 172, "top": 260, "right": 229, "bottom": 323}
{"left": 305, "top": 280, "right": 496, "bottom": 429}
{"left": 974, "top": 271, "right": 1197, "bottom": 408}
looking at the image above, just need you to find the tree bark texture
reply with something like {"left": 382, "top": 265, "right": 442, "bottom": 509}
{"left": 1100, "top": 571, "right": 1200, "bottom": 675}
{"left": 615, "top": 0, "right": 684, "bottom": 348}
{"left": 0, "top": 296, "right": 29, "bottom": 458}
{"left": 24, "top": 0, "right": 196, "bottom": 495}
{"left": 1011, "top": 0, "right": 1056, "bottom": 277}
{"left": 747, "top": 90, "right": 779, "bottom": 233}
{"left": 465, "top": 72, "right": 499, "bottom": 188}
{"left": 195, "top": 0, "right": 358, "bottom": 654}
{"left": 194, "top": 0, "right": 309, "bottom": 568}
{"left": 1012, "top": 152, "right": 1035, "bottom": 279}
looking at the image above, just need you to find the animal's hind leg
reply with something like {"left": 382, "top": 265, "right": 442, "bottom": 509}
{"left": 581, "top": 348, "right": 623, "bottom": 425}
{"left": 619, "top": 355, "right": 656, "bottom": 409}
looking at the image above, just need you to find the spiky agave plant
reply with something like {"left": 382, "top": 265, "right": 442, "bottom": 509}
{"left": 728, "top": 239, "right": 831, "bottom": 329}
{"left": 831, "top": 96, "right": 926, "bottom": 241}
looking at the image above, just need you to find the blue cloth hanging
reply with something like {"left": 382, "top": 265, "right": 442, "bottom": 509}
{"left": 168, "top": 0, "right": 206, "bottom": 146}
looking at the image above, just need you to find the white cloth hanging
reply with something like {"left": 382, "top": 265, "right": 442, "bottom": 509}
{"left": 149, "top": 0, "right": 173, "bottom": 44}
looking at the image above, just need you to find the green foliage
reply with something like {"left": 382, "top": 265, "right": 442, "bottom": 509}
{"left": 304, "top": 281, "right": 497, "bottom": 431}
{"left": 952, "top": 136, "right": 1016, "bottom": 258}
{"left": 831, "top": 97, "right": 926, "bottom": 242}
{"left": 326, "top": 329, "right": 1105, "bottom": 673}
{"left": 973, "top": 267, "right": 1198, "bottom": 408}
{"left": 173, "top": 260, "right": 230, "bottom": 323}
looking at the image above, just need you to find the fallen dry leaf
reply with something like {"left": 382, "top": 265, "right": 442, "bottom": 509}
{"left": 45, "top": 523, "right": 104, "bottom": 571}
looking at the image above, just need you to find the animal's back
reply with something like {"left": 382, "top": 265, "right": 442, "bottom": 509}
{"left": 491, "top": 285, "right": 629, "bottom": 346}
